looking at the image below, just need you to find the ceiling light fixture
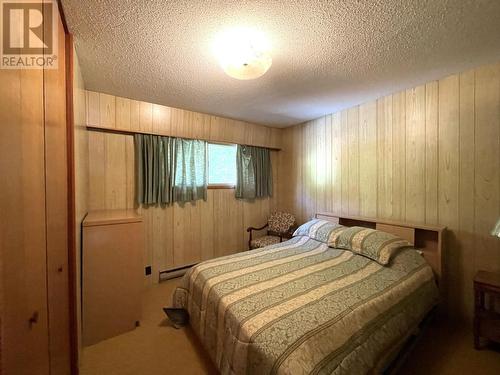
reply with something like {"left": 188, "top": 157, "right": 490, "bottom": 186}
{"left": 213, "top": 27, "right": 272, "bottom": 80}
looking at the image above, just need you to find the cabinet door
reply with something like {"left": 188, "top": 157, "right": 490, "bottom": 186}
{"left": 83, "top": 222, "right": 143, "bottom": 346}
{"left": 0, "top": 57, "right": 50, "bottom": 375}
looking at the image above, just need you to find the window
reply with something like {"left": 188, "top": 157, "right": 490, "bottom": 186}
{"left": 207, "top": 143, "right": 237, "bottom": 187}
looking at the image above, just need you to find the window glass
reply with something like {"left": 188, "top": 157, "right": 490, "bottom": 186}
{"left": 208, "top": 143, "right": 237, "bottom": 186}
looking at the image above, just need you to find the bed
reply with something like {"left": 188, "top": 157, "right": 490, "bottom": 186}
{"left": 171, "top": 213, "right": 445, "bottom": 375}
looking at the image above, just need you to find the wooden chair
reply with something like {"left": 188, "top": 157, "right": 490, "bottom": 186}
{"left": 247, "top": 212, "right": 297, "bottom": 250}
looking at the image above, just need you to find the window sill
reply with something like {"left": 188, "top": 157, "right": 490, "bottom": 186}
{"left": 208, "top": 184, "right": 236, "bottom": 190}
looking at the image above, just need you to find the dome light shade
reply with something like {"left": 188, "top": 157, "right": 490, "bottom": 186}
{"left": 213, "top": 27, "right": 272, "bottom": 80}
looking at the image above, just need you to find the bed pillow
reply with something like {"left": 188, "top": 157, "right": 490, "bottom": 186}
{"left": 292, "top": 219, "right": 346, "bottom": 246}
{"left": 335, "top": 226, "right": 412, "bottom": 265}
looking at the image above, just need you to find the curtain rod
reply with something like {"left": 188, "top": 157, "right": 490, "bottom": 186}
{"left": 86, "top": 125, "right": 281, "bottom": 151}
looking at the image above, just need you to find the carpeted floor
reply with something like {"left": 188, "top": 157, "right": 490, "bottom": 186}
{"left": 80, "top": 278, "right": 500, "bottom": 375}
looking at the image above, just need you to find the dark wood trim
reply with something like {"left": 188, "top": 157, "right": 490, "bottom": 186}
{"left": 64, "top": 32, "right": 79, "bottom": 375}
{"left": 208, "top": 184, "right": 235, "bottom": 190}
{"left": 246, "top": 224, "right": 269, "bottom": 232}
{"left": 57, "top": 0, "right": 70, "bottom": 34}
{"left": 86, "top": 125, "right": 282, "bottom": 151}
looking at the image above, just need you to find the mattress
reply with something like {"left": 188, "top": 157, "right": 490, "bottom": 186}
{"left": 172, "top": 235, "right": 439, "bottom": 375}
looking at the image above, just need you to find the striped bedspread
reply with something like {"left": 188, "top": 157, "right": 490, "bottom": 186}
{"left": 172, "top": 236, "right": 439, "bottom": 375}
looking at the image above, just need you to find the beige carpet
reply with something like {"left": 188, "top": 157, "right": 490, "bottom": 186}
{"left": 80, "top": 278, "right": 216, "bottom": 375}
{"left": 81, "top": 278, "right": 500, "bottom": 375}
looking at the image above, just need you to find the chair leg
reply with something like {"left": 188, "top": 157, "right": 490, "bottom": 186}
{"left": 248, "top": 230, "right": 253, "bottom": 250}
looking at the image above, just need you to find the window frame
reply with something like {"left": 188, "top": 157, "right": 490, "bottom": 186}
{"left": 207, "top": 142, "right": 237, "bottom": 189}
{"left": 207, "top": 183, "right": 235, "bottom": 190}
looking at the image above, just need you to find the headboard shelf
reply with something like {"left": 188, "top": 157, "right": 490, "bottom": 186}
{"left": 315, "top": 213, "right": 446, "bottom": 285}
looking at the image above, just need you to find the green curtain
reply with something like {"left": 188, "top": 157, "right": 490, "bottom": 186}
{"left": 173, "top": 139, "right": 207, "bottom": 202}
{"left": 235, "top": 145, "right": 272, "bottom": 199}
{"left": 135, "top": 134, "right": 207, "bottom": 205}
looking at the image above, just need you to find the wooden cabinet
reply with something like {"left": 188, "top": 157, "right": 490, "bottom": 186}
{"left": 474, "top": 270, "right": 500, "bottom": 349}
{"left": 83, "top": 210, "right": 144, "bottom": 346}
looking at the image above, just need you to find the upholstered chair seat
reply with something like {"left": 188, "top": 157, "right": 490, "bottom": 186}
{"left": 250, "top": 235, "right": 282, "bottom": 249}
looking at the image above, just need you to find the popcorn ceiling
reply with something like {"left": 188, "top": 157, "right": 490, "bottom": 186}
{"left": 61, "top": 0, "right": 500, "bottom": 127}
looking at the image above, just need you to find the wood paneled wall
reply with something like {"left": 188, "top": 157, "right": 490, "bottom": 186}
{"left": 278, "top": 62, "right": 500, "bottom": 320}
{"left": 86, "top": 91, "right": 282, "bottom": 149}
{"left": 85, "top": 92, "right": 280, "bottom": 283}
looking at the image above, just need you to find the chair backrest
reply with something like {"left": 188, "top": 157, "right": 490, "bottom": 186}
{"left": 268, "top": 212, "right": 296, "bottom": 233}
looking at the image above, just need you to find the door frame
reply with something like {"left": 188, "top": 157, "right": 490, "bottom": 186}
{"left": 58, "top": 1, "right": 79, "bottom": 373}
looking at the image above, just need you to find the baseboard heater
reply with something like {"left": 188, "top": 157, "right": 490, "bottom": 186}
{"left": 159, "top": 263, "right": 197, "bottom": 282}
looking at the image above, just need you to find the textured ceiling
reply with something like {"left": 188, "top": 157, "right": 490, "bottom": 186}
{"left": 61, "top": 0, "right": 500, "bottom": 127}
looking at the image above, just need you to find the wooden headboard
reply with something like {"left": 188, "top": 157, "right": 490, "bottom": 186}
{"left": 315, "top": 213, "right": 446, "bottom": 285}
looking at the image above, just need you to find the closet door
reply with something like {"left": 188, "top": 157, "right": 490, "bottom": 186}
{"left": 0, "top": 1, "right": 71, "bottom": 374}
{"left": 0, "top": 55, "right": 50, "bottom": 375}
{"left": 43, "top": 10, "right": 71, "bottom": 375}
